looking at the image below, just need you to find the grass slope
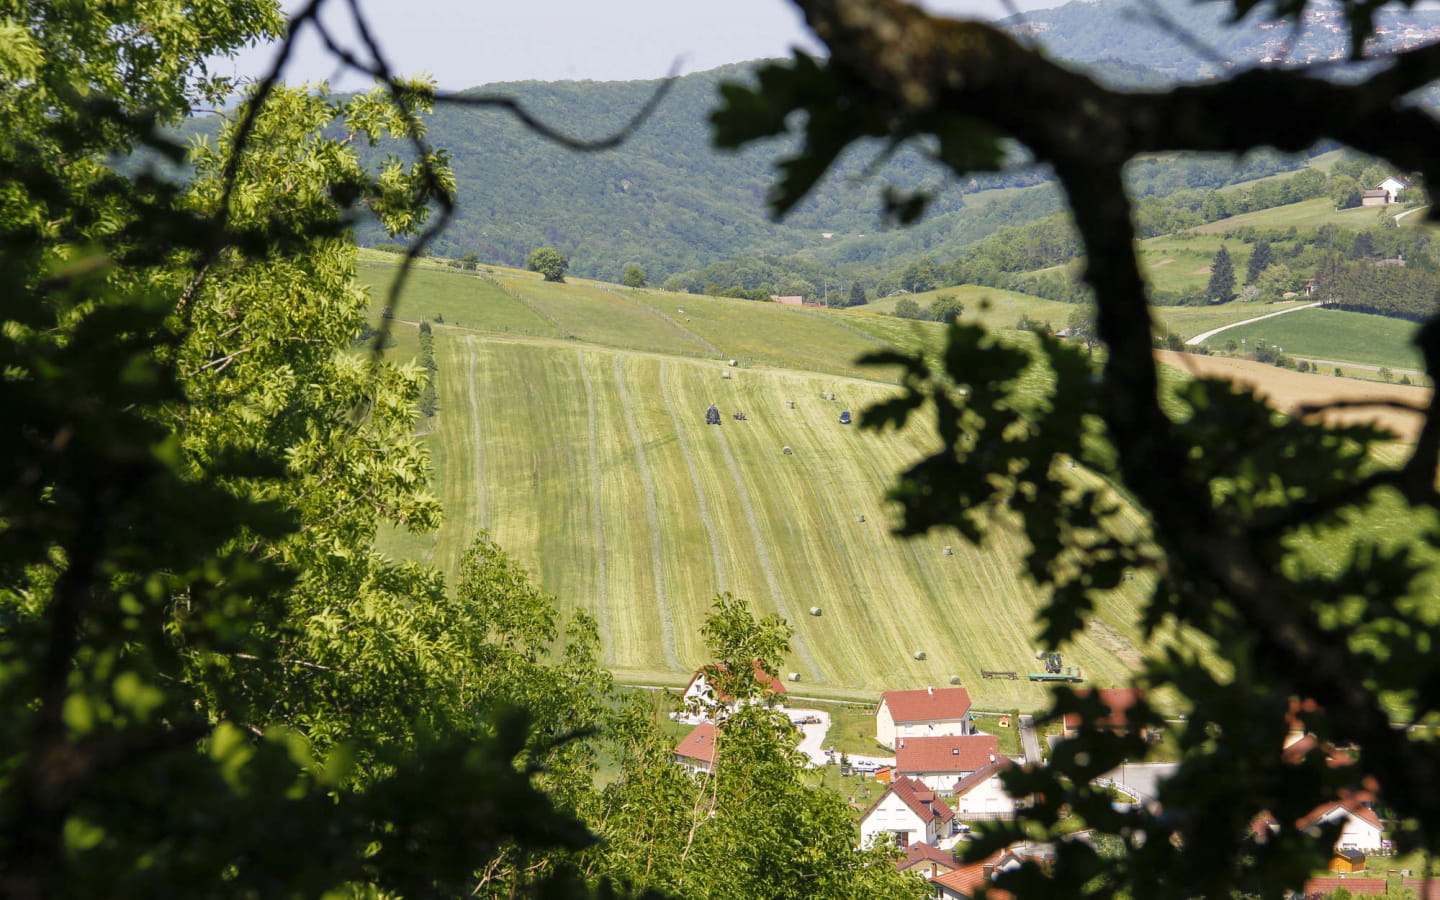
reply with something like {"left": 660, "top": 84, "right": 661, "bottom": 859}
{"left": 366, "top": 262, "right": 1155, "bottom": 704}
{"left": 1210, "top": 307, "right": 1425, "bottom": 371}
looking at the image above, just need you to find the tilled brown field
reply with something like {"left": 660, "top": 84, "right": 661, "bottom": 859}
{"left": 1155, "top": 350, "right": 1431, "bottom": 443}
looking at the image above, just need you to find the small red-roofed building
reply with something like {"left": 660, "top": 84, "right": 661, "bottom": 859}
{"left": 1300, "top": 876, "right": 1388, "bottom": 896}
{"left": 682, "top": 662, "right": 787, "bottom": 719}
{"left": 895, "top": 841, "right": 958, "bottom": 880}
{"left": 1061, "top": 688, "right": 1148, "bottom": 740}
{"left": 876, "top": 686, "right": 976, "bottom": 749}
{"left": 673, "top": 722, "right": 717, "bottom": 774}
{"left": 894, "top": 734, "right": 1002, "bottom": 792}
{"left": 952, "top": 755, "right": 1019, "bottom": 819}
{"left": 859, "top": 775, "right": 958, "bottom": 849}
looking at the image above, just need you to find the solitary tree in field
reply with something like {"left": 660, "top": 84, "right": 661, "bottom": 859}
{"left": 527, "top": 246, "right": 570, "bottom": 282}
{"left": 622, "top": 264, "right": 647, "bottom": 288}
{"left": 1208, "top": 245, "right": 1236, "bottom": 301}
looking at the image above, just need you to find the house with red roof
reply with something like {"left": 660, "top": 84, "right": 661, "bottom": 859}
{"left": 682, "top": 662, "right": 787, "bottom": 719}
{"left": 895, "top": 841, "right": 958, "bottom": 880}
{"left": 1061, "top": 688, "right": 1148, "bottom": 740}
{"left": 1252, "top": 799, "right": 1385, "bottom": 853}
{"left": 894, "top": 734, "right": 1002, "bottom": 791}
{"left": 952, "top": 755, "right": 1019, "bottom": 819}
{"left": 673, "top": 722, "right": 718, "bottom": 774}
{"left": 858, "top": 775, "right": 958, "bottom": 849}
{"left": 931, "top": 848, "right": 1023, "bottom": 899}
{"left": 876, "top": 686, "right": 976, "bottom": 749}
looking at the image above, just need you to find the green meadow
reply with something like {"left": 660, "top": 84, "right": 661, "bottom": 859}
{"left": 1214, "top": 307, "right": 1425, "bottom": 371}
{"left": 361, "top": 261, "right": 1157, "bottom": 705}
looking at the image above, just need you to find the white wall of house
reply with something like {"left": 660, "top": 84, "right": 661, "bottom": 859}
{"left": 901, "top": 770, "right": 975, "bottom": 792}
{"left": 860, "top": 792, "right": 927, "bottom": 848}
{"left": 954, "top": 776, "right": 1017, "bottom": 818}
{"left": 1326, "top": 810, "right": 1384, "bottom": 851}
{"left": 876, "top": 701, "right": 899, "bottom": 750}
{"left": 1379, "top": 176, "right": 1409, "bottom": 200}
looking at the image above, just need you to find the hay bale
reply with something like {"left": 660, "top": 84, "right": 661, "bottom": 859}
{"left": 782, "top": 446, "right": 793, "bottom": 455}
{"left": 728, "top": 359, "right": 737, "bottom": 367}
{"left": 788, "top": 672, "right": 801, "bottom": 682}
{"left": 913, "top": 650, "right": 927, "bottom": 660}
{"left": 809, "top": 606, "right": 822, "bottom": 616}
{"left": 721, "top": 371, "right": 731, "bottom": 379}
{"left": 949, "top": 675, "right": 962, "bottom": 685}
{"left": 787, "top": 400, "right": 796, "bottom": 409}
{"left": 943, "top": 546, "right": 953, "bottom": 556}
{"left": 855, "top": 514, "right": 866, "bottom": 523}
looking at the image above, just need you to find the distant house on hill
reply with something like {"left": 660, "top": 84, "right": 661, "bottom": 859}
{"left": 1378, "top": 174, "right": 1413, "bottom": 203}
{"left": 876, "top": 686, "right": 976, "bottom": 749}
{"left": 770, "top": 295, "right": 804, "bottom": 306}
{"left": 673, "top": 722, "right": 717, "bottom": 774}
{"left": 859, "top": 775, "right": 958, "bottom": 849}
{"left": 894, "top": 734, "right": 1002, "bottom": 791}
{"left": 682, "top": 662, "right": 787, "bottom": 719}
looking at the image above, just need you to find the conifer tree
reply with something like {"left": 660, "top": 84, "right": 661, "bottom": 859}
{"left": 1208, "top": 245, "right": 1236, "bottom": 301}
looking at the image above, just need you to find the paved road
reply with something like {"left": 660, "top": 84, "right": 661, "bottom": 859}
{"left": 1018, "top": 714, "right": 1043, "bottom": 765}
{"left": 1185, "top": 301, "right": 1322, "bottom": 346}
{"left": 1099, "top": 761, "right": 1178, "bottom": 804}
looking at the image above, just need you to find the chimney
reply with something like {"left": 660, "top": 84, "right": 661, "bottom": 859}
{"left": 928, "top": 685, "right": 935, "bottom": 696}
{"left": 989, "top": 754, "right": 995, "bottom": 762}
{"left": 952, "top": 747, "right": 959, "bottom": 756}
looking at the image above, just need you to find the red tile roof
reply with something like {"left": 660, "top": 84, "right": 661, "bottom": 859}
{"left": 686, "top": 662, "right": 787, "bottom": 703}
{"left": 1301, "top": 877, "right": 1387, "bottom": 896}
{"left": 862, "top": 775, "right": 956, "bottom": 826}
{"left": 1297, "top": 799, "right": 1383, "bottom": 832}
{"left": 896, "top": 735, "right": 1001, "bottom": 775}
{"left": 881, "top": 687, "right": 973, "bottom": 723}
{"left": 953, "top": 755, "right": 1015, "bottom": 797}
{"left": 674, "top": 722, "right": 717, "bottom": 765}
{"left": 896, "top": 841, "right": 957, "bottom": 874}
{"left": 1061, "top": 688, "right": 1145, "bottom": 731}
{"left": 933, "top": 851, "right": 1012, "bottom": 899}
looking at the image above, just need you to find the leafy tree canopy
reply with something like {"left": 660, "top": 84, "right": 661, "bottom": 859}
{"left": 527, "top": 246, "right": 571, "bottom": 282}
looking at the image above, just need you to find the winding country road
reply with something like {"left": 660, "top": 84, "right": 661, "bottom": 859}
{"left": 1184, "top": 301, "right": 1322, "bottom": 346}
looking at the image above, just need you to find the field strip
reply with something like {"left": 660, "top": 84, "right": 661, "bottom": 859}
{"left": 478, "top": 273, "right": 577, "bottom": 339}
{"left": 578, "top": 349, "right": 610, "bottom": 650}
{"left": 597, "top": 285, "right": 724, "bottom": 356}
{"left": 463, "top": 336, "right": 490, "bottom": 532}
{"left": 1185, "top": 301, "right": 1321, "bottom": 345}
{"left": 613, "top": 354, "right": 680, "bottom": 670}
{"left": 710, "top": 403, "right": 824, "bottom": 679}
{"left": 659, "top": 361, "right": 729, "bottom": 593}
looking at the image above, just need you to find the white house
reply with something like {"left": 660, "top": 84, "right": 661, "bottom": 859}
{"left": 673, "top": 722, "right": 717, "bottom": 774}
{"left": 951, "top": 755, "right": 1019, "bottom": 819}
{"left": 1378, "top": 174, "right": 1413, "bottom": 204}
{"left": 682, "top": 662, "right": 787, "bottom": 719}
{"left": 859, "top": 775, "right": 958, "bottom": 849}
{"left": 876, "top": 686, "right": 975, "bottom": 749}
{"left": 1252, "top": 799, "right": 1385, "bottom": 853}
{"left": 894, "top": 734, "right": 1002, "bottom": 792}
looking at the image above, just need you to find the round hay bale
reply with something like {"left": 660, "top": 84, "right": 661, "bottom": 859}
{"left": 943, "top": 546, "right": 954, "bottom": 556}
{"left": 788, "top": 672, "right": 801, "bottom": 682}
{"left": 721, "top": 371, "right": 731, "bottom": 379}
{"left": 728, "top": 359, "right": 737, "bottom": 367}
{"left": 855, "top": 514, "right": 866, "bottom": 523}
{"left": 949, "top": 674, "right": 962, "bottom": 685}
{"left": 913, "top": 650, "right": 927, "bottom": 660}
{"left": 787, "top": 400, "right": 796, "bottom": 409}
{"left": 782, "top": 446, "right": 793, "bottom": 455}
{"left": 809, "top": 606, "right": 822, "bottom": 616}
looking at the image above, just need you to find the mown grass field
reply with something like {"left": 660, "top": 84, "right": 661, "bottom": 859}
{"left": 362, "top": 261, "right": 1158, "bottom": 706}
{"left": 1210, "top": 307, "right": 1425, "bottom": 372}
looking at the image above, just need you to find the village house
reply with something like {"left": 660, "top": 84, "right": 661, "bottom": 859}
{"left": 951, "top": 755, "right": 1019, "bottom": 820}
{"left": 894, "top": 734, "right": 1003, "bottom": 792}
{"left": 895, "top": 841, "right": 959, "bottom": 881}
{"left": 858, "top": 775, "right": 958, "bottom": 849}
{"left": 672, "top": 722, "right": 717, "bottom": 775}
{"left": 876, "top": 686, "right": 976, "bottom": 749}
{"left": 1061, "top": 688, "right": 1149, "bottom": 740}
{"left": 681, "top": 662, "right": 787, "bottom": 719}
{"left": 1378, "top": 174, "right": 1413, "bottom": 203}
{"left": 1361, "top": 188, "right": 1391, "bottom": 207}
{"left": 931, "top": 847, "right": 1033, "bottom": 899}
{"left": 1251, "top": 799, "right": 1385, "bottom": 853}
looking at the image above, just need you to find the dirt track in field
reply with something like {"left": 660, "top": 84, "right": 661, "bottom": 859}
{"left": 1155, "top": 350, "right": 1431, "bottom": 443}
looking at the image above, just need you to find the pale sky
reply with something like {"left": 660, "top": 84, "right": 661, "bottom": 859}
{"left": 218, "top": 0, "right": 1068, "bottom": 91}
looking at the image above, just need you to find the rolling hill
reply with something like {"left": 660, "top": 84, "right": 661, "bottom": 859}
{"left": 362, "top": 258, "right": 1162, "bottom": 705}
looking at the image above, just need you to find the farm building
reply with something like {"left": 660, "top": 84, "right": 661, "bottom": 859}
{"left": 673, "top": 722, "right": 717, "bottom": 774}
{"left": 1361, "top": 188, "right": 1391, "bottom": 206}
{"left": 1378, "top": 174, "right": 1413, "bottom": 203}
{"left": 876, "top": 685, "right": 976, "bottom": 749}
{"left": 1061, "top": 688, "right": 1149, "bottom": 740}
{"left": 858, "top": 775, "right": 958, "bottom": 849}
{"left": 894, "top": 734, "right": 1002, "bottom": 791}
